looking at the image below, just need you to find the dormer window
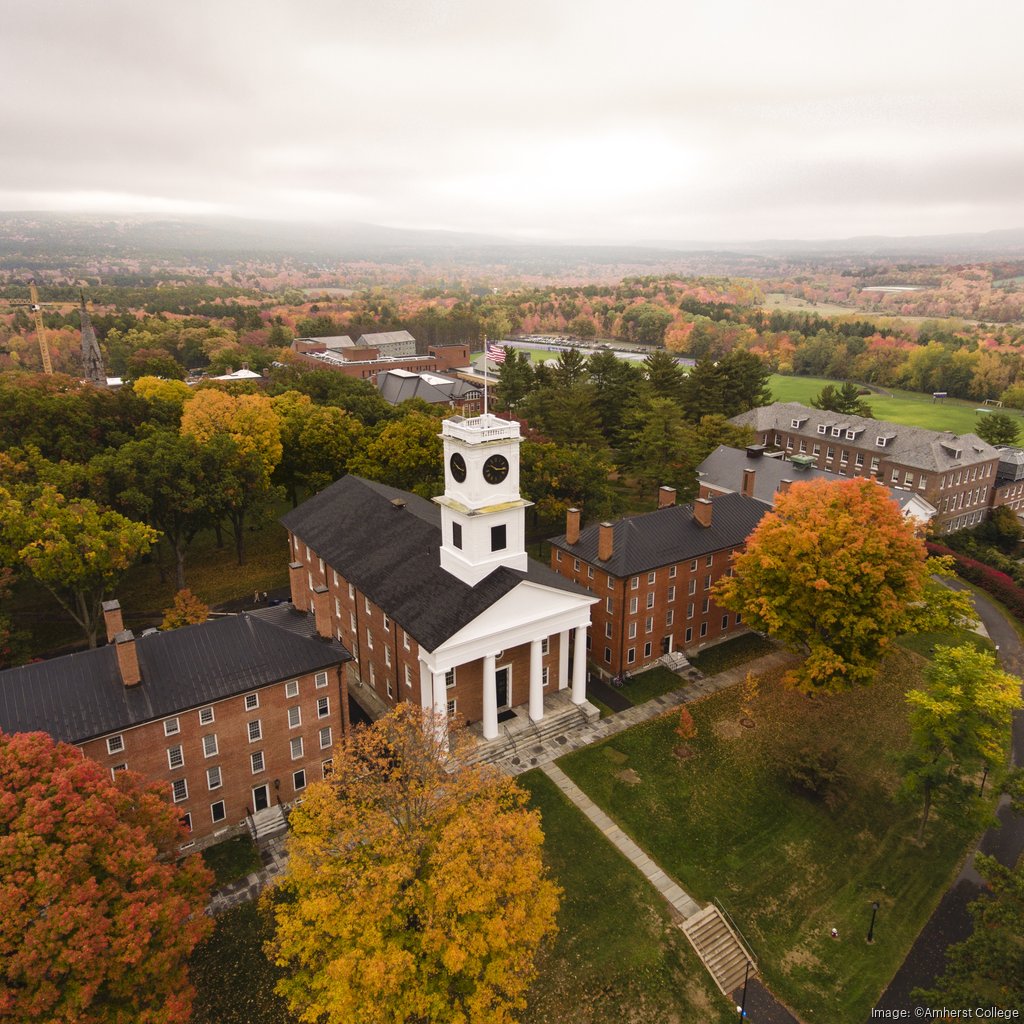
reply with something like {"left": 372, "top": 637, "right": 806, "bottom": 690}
{"left": 876, "top": 436, "right": 889, "bottom": 447}
{"left": 830, "top": 426, "right": 842, "bottom": 437}
{"left": 790, "top": 418, "right": 807, "bottom": 429}
{"left": 817, "top": 424, "right": 827, "bottom": 435}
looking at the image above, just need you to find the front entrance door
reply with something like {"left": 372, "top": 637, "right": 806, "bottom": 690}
{"left": 662, "top": 635, "right": 672, "bottom": 654}
{"left": 495, "top": 666, "right": 511, "bottom": 710}
{"left": 253, "top": 784, "right": 270, "bottom": 813}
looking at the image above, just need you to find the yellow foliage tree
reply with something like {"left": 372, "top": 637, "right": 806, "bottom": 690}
{"left": 160, "top": 589, "right": 210, "bottom": 630}
{"left": 132, "top": 376, "right": 192, "bottom": 409}
{"left": 180, "top": 388, "right": 283, "bottom": 475}
{"left": 264, "top": 704, "right": 560, "bottom": 1024}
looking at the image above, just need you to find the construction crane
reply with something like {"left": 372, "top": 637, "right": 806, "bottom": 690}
{"left": 11, "top": 281, "right": 54, "bottom": 374}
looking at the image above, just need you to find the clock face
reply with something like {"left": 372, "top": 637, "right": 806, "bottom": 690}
{"left": 483, "top": 454, "right": 510, "bottom": 485}
{"left": 449, "top": 452, "right": 467, "bottom": 483}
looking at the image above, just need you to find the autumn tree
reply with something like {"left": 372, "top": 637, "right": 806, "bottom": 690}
{"left": 0, "top": 731, "right": 213, "bottom": 1023}
{"left": 0, "top": 485, "right": 157, "bottom": 648}
{"left": 976, "top": 411, "right": 1021, "bottom": 447}
{"left": 810, "top": 381, "right": 874, "bottom": 418}
{"left": 520, "top": 439, "right": 616, "bottom": 524}
{"left": 348, "top": 410, "right": 444, "bottom": 497}
{"left": 715, "top": 478, "right": 972, "bottom": 693}
{"left": 901, "top": 644, "right": 1021, "bottom": 841}
{"left": 161, "top": 588, "right": 210, "bottom": 630}
{"left": 264, "top": 704, "right": 560, "bottom": 1024}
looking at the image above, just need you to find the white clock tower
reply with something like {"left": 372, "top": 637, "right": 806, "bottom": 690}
{"left": 434, "top": 413, "right": 532, "bottom": 587}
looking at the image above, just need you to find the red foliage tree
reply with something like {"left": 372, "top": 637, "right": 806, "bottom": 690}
{"left": 0, "top": 732, "right": 213, "bottom": 1023}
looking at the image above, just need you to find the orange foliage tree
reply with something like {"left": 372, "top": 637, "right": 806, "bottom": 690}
{"left": 715, "top": 478, "right": 971, "bottom": 693}
{"left": 161, "top": 588, "right": 210, "bottom": 630}
{"left": 264, "top": 704, "right": 560, "bottom": 1024}
{"left": 0, "top": 731, "right": 213, "bottom": 1023}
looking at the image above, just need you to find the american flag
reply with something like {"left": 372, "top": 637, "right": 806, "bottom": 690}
{"left": 486, "top": 343, "right": 507, "bottom": 364}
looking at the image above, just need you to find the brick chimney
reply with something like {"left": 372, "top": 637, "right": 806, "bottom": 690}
{"left": 779, "top": 479, "right": 793, "bottom": 495}
{"left": 288, "top": 561, "right": 308, "bottom": 611}
{"left": 741, "top": 468, "right": 756, "bottom": 498}
{"left": 312, "top": 585, "right": 332, "bottom": 638}
{"left": 598, "top": 522, "right": 614, "bottom": 561}
{"left": 102, "top": 599, "right": 124, "bottom": 643}
{"left": 658, "top": 486, "right": 677, "bottom": 509}
{"left": 114, "top": 630, "right": 141, "bottom": 687}
{"left": 694, "top": 498, "right": 713, "bottom": 528}
{"left": 566, "top": 507, "right": 581, "bottom": 545}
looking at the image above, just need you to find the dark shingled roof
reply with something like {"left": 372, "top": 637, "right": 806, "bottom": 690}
{"left": 281, "top": 476, "right": 586, "bottom": 652}
{"left": 0, "top": 610, "right": 350, "bottom": 745}
{"left": 549, "top": 491, "right": 771, "bottom": 577}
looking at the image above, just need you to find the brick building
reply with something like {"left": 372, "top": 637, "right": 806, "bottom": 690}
{"left": 549, "top": 489, "right": 770, "bottom": 679}
{"left": 730, "top": 402, "right": 1000, "bottom": 534}
{"left": 281, "top": 413, "right": 597, "bottom": 745}
{"left": 292, "top": 342, "right": 469, "bottom": 383}
{"left": 992, "top": 446, "right": 1024, "bottom": 516}
{"left": 0, "top": 603, "right": 350, "bottom": 850}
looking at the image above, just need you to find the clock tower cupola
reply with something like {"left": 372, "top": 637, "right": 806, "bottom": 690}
{"left": 434, "top": 414, "right": 532, "bottom": 586}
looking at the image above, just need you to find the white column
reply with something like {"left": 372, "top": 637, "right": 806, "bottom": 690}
{"left": 482, "top": 654, "right": 498, "bottom": 740}
{"left": 431, "top": 669, "right": 449, "bottom": 748}
{"left": 529, "top": 639, "right": 544, "bottom": 723}
{"left": 558, "top": 629, "right": 570, "bottom": 690}
{"left": 418, "top": 660, "right": 432, "bottom": 710}
{"left": 571, "top": 626, "right": 587, "bottom": 705}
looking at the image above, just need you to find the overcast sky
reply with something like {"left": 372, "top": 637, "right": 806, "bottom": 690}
{"left": 2, "top": 0, "right": 1022, "bottom": 243}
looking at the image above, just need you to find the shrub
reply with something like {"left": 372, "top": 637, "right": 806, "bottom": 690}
{"left": 784, "top": 744, "right": 848, "bottom": 810}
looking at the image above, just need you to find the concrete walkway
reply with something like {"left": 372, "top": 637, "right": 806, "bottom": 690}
{"left": 207, "top": 835, "right": 288, "bottom": 915}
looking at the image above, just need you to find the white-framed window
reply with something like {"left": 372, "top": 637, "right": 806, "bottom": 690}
{"left": 685, "top": 627, "right": 693, "bottom": 644}
{"left": 607, "top": 575, "right": 614, "bottom": 590}
{"left": 704, "top": 575, "right": 712, "bottom": 590}
{"left": 350, "top": 612, "right": 357, "bottom": 631}
{"left": 288, "top": 706, "right": 301, "bottom": 728}
{"left": 826, "top": 446, "right": 835, "bottom": 460}
{"left": 644, "top": 642, "right": 652, "bottom": 658}
{"left": 799, "top": 440, "right": 808, "bottom": 453}
{"left": 285, "top": 680, "right": 299, "bottom": 698}
{"left": 604, "top": 646, "right": 612, "bottom": 663}
{"left": 180, "top": 812, "right": 192, "bottom": 833}
{"left": 369, "top": 663, "right": 376, "bottom": 686}
{"left": 171, "top": 779, "right": 188, "bottom": 803}
{"left": 207, "top": 766, "right": 222, "bottom": 790}
{"left": 332, "top": 569, "right": 338, "bottom": 586}
{"left": 812, "top": 444, "right": 821, "bottom": 456}
{"left": 405, "top": 665, "right": 413, "bottom": 688}
{"left": 290, "top": 737, "right": 304, "bottom": 760}
{"left": 646, "top": 592, "right": 655, "bottom": 609}
{"left": 666, "top": 610, "right": 674, "bottom": 626}
{"left": 542, "top": 666, "right": 549, "bottom": 687}
{"left": 315, "top": 671, "right": 328, "bottom": 688}
{"left": 384, "top": 647, "right": 391, "bottom": 667}
{"left": 319, "top": 726, "right": 332, "bottom": 749}
{"left": 669, "top": 566, "right": 677, "bottom": 578}
{"left": 251, "top": 751, "right": 265, "bottom": 774}
{"left": 403, "top": 631, "right": 411, "bottom": 651}
{"left": 587, "top": 566, "right": 594, "bottom": 579}
{"left": 647, "top": 571, "right": 656, "bottom": 585}
{"left": 366, "top": 628, "right": 373, "bottom": 650}
{"left": 203, "top": 734, "right": 218, "bottom": 758}
{"left": 688, "top": 579, "right": 697, "bottom": 595}
{"left": 317, "top": 696, "right": 330, "bottom": 718}
{"left": 870, "top": 456, "right": 879, "bottom": 472}
{"left": 293, "top": 769, "right": 306, "bottom": 792}
{"left": 573, "top": 558, "right": 580, "bottom": 571}
{"left": 211, "top": 800, "right": 226, "bottom": 823}
{"left": 106, "top": 734, "right": 125, "bottom": 755}
{"left": 605, "top": 596, "right": 613, "bottom": 613}
{"left": 348, "top": 582, "right": 355, "bottom": 599}
{"left": 700, "top": 621, "right": 708, "bottom": 637}
{"left": 722, "top": 614, "right": 729, "bottom": 629}
{"left": 668, "top": 585, "right": 676, "bottom": 602}
{"left": 199, "top": 706, "right": 215, "bottom": 726}
{"left": 364, "top": 596, "right": 372, "bottom": 614}
{"left": 817, "top": 424, "right": 827, "bottom": 434}
{"left": 110, "top": 763, "right": 127, "bottom": 777}
{"left": 445, "top": 667, "right": 456, "bottom": 689}
{"left": 628, "top": 622, "right": 637, "bottom": 639}
{"left": 645, "top": 616, "right": 653, "bottom": 633}
{"left": 626, "top": 648, "right": 636, "bottom": 664}
{"left": 334, "top": 597, "right": 341, "bottom": 618}
{"left": 706, "top": 554, "right": 714, "bottom": 567}
{"left": 855, "top": 453, "right": 864, "bottom": 468}
{"left": 383, "top": 614, "right": 391, "bottom": 633}
{"left": 541, "top": 637, "right": 550, "bottom": 655}
{"left": 555, "top": 549, "right": 562, "bottom": 562}
{"left": 386, "top": 679, "right": 394, "bottom": 699}
{"left": 248, "top": 720, "right": 262, "bottom": 742}
{"left": 244, "top": 693, "right": 259, "bottom": 711}
{"left": 688, "top": 602, "right": 695, "bottom": 619}
{"left": 322, "top": 758, "right": 334, "bottom": 778}
{"left": 167, "top": 746, "right": 184, "bottom": 770}
{"left": 629, "top": 597, "right": 638, "bottom": 614}
{"left": 163, "top": 718, "right": 180, "bottom": 737}
{"left": 690, "top": 559, "right": 698, "bottom": 572}
{"left": 631, "top": 576, "right": 639, "bottom": 590}
{"left": 446, "top": 699, "right": 457, "bottom": 717}
{"left": 605, "top": 622, "right": 613, "bottom": 638}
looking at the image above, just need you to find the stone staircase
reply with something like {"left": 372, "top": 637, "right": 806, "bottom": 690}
{"left": 682, "top": 904, "right": 756, "bottom": 997}
{"left": 248, "top": 804, "right": 287, "bottom": 843}
{"left": 461, "top": 700, "right": 596, "bottom": 769}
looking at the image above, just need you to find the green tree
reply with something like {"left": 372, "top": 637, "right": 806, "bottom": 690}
{"left": 642, "top": 349, "right": 686, "bottom": 404}
{"left": 0, "top": 486, "right": 157, "bottom": 648}
{"left": 621, "top": 399, "right": 694, "bottom": 496}
{"left": 621, "top": 303, "right": 673, "bottom": 345}
{"left": 810, "top": 382, "right": 874, "bottom": 417}
{"left": 0, "top": 731, "right": 213, "bottom": 1023}
{"left": 552, "top": 347, "right": 587, "bottom": 388}
{"left": 715, "top": 478, "right": 972, "bottom": 693}
{"left": 349, "top": 411, "right": 444, "bottom": 498}
{"left": 586, "top": 349, "right": 645, "bottom": 444}
{"left": 264, "top": 704, "right": 560, "bottom": 1024}
{"left": 518, "top": 384, "right": 605, "bottom": 449}
{"left": 495, "top": 350, "right": 536, "bottom": 413}
{"left": 266, "top": 365, "right": 396, "bottom": 426}
{"left": 901, "top": 644, "right": 1021, "bottom": 841}
{"left": 976, "top": 411, "right": 1021, "bottom": 447}
{"left": 567, "top": 315, "right": 597, "bottom": 339}
{"left": 718, "top": 349, "right": 774, "bottom": 415}
{"left": 520, "top": 440, "right": 616, "bottom": 525}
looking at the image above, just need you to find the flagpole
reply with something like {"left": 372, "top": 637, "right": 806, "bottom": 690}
{"left": 483, "top": 335, "right": 488, "bottom": 417}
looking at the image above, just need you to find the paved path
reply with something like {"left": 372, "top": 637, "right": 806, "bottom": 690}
{"left": 207, "top": 835, "right": 288, "bottom": 915}
{"left": 875, "top": 581, "right": 1024, "bottom": 1016}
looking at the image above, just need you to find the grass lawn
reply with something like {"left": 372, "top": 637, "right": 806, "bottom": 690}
{"left": 621, "top": 666, "right": 685, "bottom": 704}
{"left": 519, "top": 770, "right": 736, "bottom": 1024}
{"left": 190, "top": 902, "right": 293, "bottom": 1024}
{"left": 689, "top": 632, "right": 777, "bottom": 675}
{"left": 557, "top": 648, "right": 981, "bottom": 1023}
{"left": 768, "top": 374, "right": 1024, "bottom": 436}
{"left": 201, "top": 835, "right": 263, "bottom": 887}
{"left": 897, "top": 626, "right": 994, "bottom": 660}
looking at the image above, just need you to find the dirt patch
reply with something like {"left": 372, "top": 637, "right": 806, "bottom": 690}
{"left": 714, "top": 718, "right": 743, "bottom": 740}
{"left": 616, "top": 767, "right": 642, "bottom": 786}
{"left": 781, "top": 946, "right": 824, "bottom": 975}
{"left": 673, "top": 745, "right": 695, "bottom": 760}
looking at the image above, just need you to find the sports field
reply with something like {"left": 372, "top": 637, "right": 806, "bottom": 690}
{"left": 768, "top": 375, "right": 1024, "bottom": 435}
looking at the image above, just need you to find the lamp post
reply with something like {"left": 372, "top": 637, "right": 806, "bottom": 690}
{"left": 867, "top": 901, "right": 879, "bottom": 944}
{"left": 738, "top": 959, "right": 750, "bottom": 1019}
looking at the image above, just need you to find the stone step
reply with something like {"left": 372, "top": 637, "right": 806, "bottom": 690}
{"left": 249, "top": 804, "right": 287, "bottom": 841}
{"left": 681, "top": 906, "right": 756, "bottom": 998}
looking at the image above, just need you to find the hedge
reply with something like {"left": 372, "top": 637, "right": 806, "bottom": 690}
{"left": 928, "top": 541, "right": 1024, "bottom": 623}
